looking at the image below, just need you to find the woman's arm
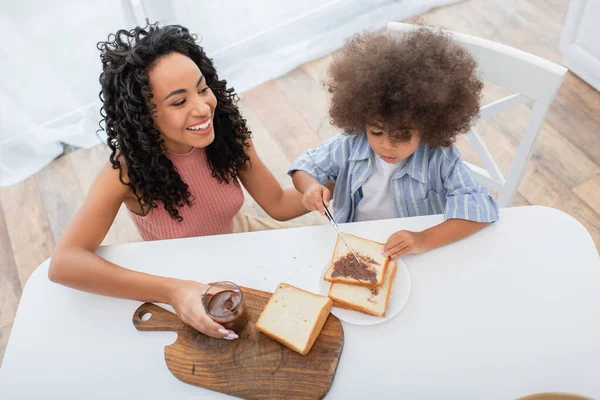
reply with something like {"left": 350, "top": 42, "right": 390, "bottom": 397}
{"left": 48, "top": 162, "right": 235, "bottom": 339}
{"left": 238, "top": 140, "right": 309, "bottom": 221}
{"left": 49, "top": 162, "right": 174, "bottom": 299}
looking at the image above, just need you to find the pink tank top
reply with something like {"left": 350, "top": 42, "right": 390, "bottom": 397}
{"left": 127, "top": 147, "right": 244, "bottom": 241}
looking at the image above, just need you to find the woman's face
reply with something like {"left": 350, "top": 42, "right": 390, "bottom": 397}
{"left": 148, "top": 52, "right": 218, "bottom": 154}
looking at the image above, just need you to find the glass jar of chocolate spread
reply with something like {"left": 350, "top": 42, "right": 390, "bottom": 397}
{"left": 202, "top": 281, "right": 249, "bottom": 332}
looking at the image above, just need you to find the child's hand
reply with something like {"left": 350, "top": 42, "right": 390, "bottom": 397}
{"left": 302, "top": 183, "right": 331, "bottom": 216}
{"left": 170, "top": 280, "right": 238, "bottom": 340}
{"left": 383, "top": 230, "right": 427, "bottom": 258}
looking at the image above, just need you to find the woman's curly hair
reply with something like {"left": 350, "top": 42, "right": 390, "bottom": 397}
{"left": 327, "top": 26, "right": 483, "bottom": 147}
{"left": 97, "top": 21, "right": 251, "bottom": 221}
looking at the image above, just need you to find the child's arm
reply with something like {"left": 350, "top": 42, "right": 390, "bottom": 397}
{"left": 238, "top": 140, "right": 309, "bottom": 221}
{"left": 291, "top": 170, "right": 332, "bottom": 216}
{"left": 382, "top": 219, "right": 489, "bottom": 258}
{"left": 289, "top": 134, "right": 345, "bottom": 215}
{"left": 384, "top": 146, "right": 499, "bottom": 258}
{"left": 49, "top": 163, "right": 237, "bottom": 339}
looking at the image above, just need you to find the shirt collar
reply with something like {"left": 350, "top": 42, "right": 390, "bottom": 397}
{"left": 348, "top": 133, "right": 372, "bottom": 161}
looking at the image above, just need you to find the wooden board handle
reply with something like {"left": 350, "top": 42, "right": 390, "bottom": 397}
{"left": 132, "top": 302, "right": 189, "bottom": 332}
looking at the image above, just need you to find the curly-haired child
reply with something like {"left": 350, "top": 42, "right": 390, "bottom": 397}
{"left": 290, "top": 26, "right": 499, "bottom": 258}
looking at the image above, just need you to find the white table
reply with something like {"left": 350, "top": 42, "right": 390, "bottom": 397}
{"left": 1, "top": 206, "right": 599, "bottom": 399}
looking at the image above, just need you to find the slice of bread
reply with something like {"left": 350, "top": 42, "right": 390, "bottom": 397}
{"left": 328, "top": 261, "right": 397, "bottom": 317}
{"left": 324, "top": 233, "right": 390, "bottom": 287}
{"left": 255, "top": 283, "right": 332, "bottom": 356}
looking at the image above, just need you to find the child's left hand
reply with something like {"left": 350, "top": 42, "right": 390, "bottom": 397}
{"left": 382, "top": 230, "right": 427, "bottom": 258}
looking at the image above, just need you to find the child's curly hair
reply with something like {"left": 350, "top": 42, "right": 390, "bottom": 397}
{"left": 327, "top": 26, "right": 483, "bottom": 147}
{"left": 97, "top": 21, "right": 251, "bottom": 221}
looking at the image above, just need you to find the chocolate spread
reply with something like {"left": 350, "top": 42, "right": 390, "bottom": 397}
{"left": 208, "top": 290, "right": 239, "bottom": 317}
{"left": 331, "top": 253, "right": 378, "bottom": 283}
{"left": 206, "top": 290, "right": 249, "bottom": 332}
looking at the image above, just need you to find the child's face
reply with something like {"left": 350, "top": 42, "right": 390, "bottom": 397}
{"left": 148, "top": 52, "right": 218, "bottom": 154}
{"left": 365, "top": 121, "right": 421, "bottom": 164}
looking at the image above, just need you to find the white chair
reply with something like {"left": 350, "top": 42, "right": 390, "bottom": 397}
{"left": 387, "top": 22, "right": 568, "bottom": 207}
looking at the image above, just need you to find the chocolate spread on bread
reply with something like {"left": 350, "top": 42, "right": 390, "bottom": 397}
{"left": 331, "top": 253, "right": 378, "bottom": 283}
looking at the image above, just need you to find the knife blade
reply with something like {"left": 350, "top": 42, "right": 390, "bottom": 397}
{"left": 322, "top": 202, "right": 363, "bottom": 268}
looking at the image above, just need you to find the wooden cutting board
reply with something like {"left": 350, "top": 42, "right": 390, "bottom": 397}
{"left": 132, "top": 286, "right": 344, "bottom": 399}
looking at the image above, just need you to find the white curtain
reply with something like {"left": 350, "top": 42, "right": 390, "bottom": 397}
{"left": 0, "top": 1, "right": 129, "bottom": 186}
{"left": 0, "top": 0, "right": 459, "bottom": 187}
{"left": 136, "top": 0, "right": 462, "bottom": 93}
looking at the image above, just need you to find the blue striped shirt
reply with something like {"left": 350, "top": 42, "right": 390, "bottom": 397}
{"left": 289, "top": 133, "right": 499, "bottom": 224}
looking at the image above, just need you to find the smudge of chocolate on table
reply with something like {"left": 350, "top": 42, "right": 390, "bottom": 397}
{"left": 331, "top": 253, "right": 378, "bottom": 283}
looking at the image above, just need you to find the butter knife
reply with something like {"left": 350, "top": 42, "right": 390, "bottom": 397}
{"left": 322, "top": 202, "right": 363, "bottom": 268}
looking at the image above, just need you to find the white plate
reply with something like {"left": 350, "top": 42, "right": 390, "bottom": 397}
{"left": 318, "top": 259, "right": 411, "bottom": 325}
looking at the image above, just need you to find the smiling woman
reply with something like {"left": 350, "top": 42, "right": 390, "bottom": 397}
{"left": 46, "top": 21, "right": 309, "bottom": 341}
{"left": 149, "top": 55, "right": 218, "bottom": 153}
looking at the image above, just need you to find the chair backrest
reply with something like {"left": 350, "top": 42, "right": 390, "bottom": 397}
{"left": 387, "top": 22, "right": 568, "bottom": 207}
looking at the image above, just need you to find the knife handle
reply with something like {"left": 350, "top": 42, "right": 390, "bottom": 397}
{"left": 322, "top": 202, "right": 334, "bottom": 222}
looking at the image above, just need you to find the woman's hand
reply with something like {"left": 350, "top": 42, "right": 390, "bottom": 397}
{"left": 302, "top": 183, "right": 331, "bottom": 216}
{"left": 169, "top": 280, "right": 238, "bottom": 340}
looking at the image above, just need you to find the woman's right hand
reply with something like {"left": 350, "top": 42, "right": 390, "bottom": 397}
{"left": 302, "top": 183, "right": 331, "bottom": 216}
{"left": 169, "top": 280, "right": 238, "bottom": 340}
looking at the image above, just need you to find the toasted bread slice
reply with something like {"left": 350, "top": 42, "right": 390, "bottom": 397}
{"left": 255, "top": 283, "right": 332, "bottom": 356}
{"left": 324, "top": 233, "right": 389, "bottom": 287}
{"left": 328, "top": 261, "right": 397, "bottom": 317}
